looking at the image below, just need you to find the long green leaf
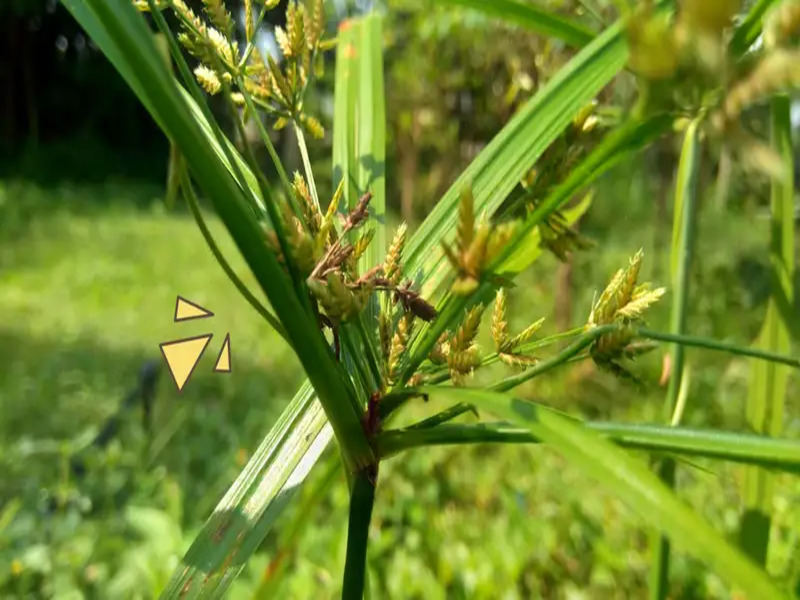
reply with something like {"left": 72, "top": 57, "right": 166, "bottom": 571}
{"left": 161, "top": 383, "right": 331, "bottom": 598}
{"left": 651, "top": 117, "right": 702, "bottom": 600}
{"left": 740, "top": 94, "right": 795, "bottom": 565}
{"left": 415, "top": 387, "right": 788, "bottom": 600}
{"left": 440, "top": 0, "right": 596, "bottom": 48}
{"left": 377, "top": 420, "right": 800, "bottom": 473}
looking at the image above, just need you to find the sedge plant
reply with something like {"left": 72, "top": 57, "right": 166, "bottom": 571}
{"left": 61, "top": 0, "right": 800, "bottom": 598}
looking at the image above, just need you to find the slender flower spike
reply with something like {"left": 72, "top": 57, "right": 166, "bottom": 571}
{"left": 587, "top": 250, "right": 666, "bottom": 377}
{"left": 492, "top": 288, "right": 510, "bottom": 352}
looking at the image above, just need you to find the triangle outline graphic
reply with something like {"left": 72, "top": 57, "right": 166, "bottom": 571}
{"left": 214, "top": 333, "right": 232, "bottom": 373}
{"left": 159, "top": 333, "right": 213, "bottom": 392}
{"left": 174, "top": 295, "right": 214, "bottom": 322}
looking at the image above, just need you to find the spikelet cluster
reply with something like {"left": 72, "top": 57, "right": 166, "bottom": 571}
{"left": 587, "top": 250, "right": 665, "bottom": 377}
{"left": 134, "top": 0, "right": 328, "bottom": 139}
{"left": 242, "top": 0, "right": 327, "bottom": 138}
{"left": 386, "top": 314, "right": 414, "bottom": 386}
{"left": 447, "top": 305, "right": 484, "bottom": 385}
{"left": 491, "top": 288, "right": 544, "bottom": 367}
{"left": 443, "top": 186, "right": 517, "bottom": 295}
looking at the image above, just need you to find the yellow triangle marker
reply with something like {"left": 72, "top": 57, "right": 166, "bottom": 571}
{"left": 174, "top": 296, "right": 214, "bottom": 322}
{"left": 159, "top": 334, "right": 212, "bottom": 392}
{"left": 214, "top": 333, "right": 232, "bottom": 373}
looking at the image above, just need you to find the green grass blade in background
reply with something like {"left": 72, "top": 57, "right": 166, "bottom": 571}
{"left": 415, "top": 387, "right": 788, "bottom": 600}
{"left": 740, "top": 94, "right": 795, "bottom": 565}
{"left": 405, "top": 22, "right": 628, "bottom": 298}
{"left": 651, "top": 118, "right": 702, "bottom": 600}
{"left": 160, "top": 383, "right": 331, "bottom": 598}
{"left": 440, "top": 0, "right": 596, "bottom": 48}
{"left": 356, "top": 15, "right": 387, "bottom": 270}
{"left": 730, "top": 0, "right": 779, "bottom": 56}
{"left": 334, "top": 13, "right": 386, "bottom": 295}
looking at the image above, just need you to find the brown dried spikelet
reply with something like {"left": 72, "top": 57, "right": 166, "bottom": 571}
{"left": 492, "top": 288, "right": 510, "bottom": 352}
{"left": 385, "top": 223, "right": 408, "bottom": 286}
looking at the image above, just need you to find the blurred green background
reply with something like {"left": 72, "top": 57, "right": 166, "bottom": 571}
{"left": 1, "top": 1, "right": 799, "bottom": 598}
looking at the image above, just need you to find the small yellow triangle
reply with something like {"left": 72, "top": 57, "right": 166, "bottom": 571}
{"left": 160, "top": 335, "right": 212, "bottom": 392}
{"left": 175, "top": 296, "right": 214, "bottom": 321}
{"left": 214, "top": 334, "right": 231, "bottom": 373}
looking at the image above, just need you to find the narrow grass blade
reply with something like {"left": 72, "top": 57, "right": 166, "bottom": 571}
{"left": 651, "top": 117, "right": 702, "bottom": 600}
{"left": 160, "top": 383, "right": 331, "bottom": 598}
{"left": 740, "top": 94, "right": 795, "bottom": 566}
{"left": 730, "top": 0, "right": 779, "bottom": 56}
{"left": 440, "top": 0, "right": 596, "bottom": 48}
{"left": 377, "top": 419, "right": 800, "bottom": 474}
{"left": 414, "top": 387, "right": 788, "bottom": 600}
{"left": 333, "top": 13, "right": 386, "bottom": 267}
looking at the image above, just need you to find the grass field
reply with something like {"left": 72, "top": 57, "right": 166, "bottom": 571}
{"left": 1, "top": 178, "right": 798, "bottom": 598}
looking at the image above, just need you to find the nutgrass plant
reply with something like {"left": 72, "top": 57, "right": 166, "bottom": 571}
{"left": 61, "top": 0, "right": 800, "bottom": 597}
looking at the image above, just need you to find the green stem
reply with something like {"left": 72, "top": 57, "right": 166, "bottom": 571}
{"left": 295, "top": 121, "right": 320, "bottom": 210}
{"left": 376, "top": 422, "right": 800, "bottom": 474}
{"left": 235, "top": 75, "right": 295, "bottom": 200}
{"left": 181, "top": 173, "right": 288, "bottom": 341}
{"left": 342, "top": 469, "right": 376, "bottom": 600}
{"left": 353, "top": 319, "right": 384, "bottom": 390}
{"left": 491, "top": 326, "right": 613, "bottom": 392}
{"left": 636, "top": 328, "right": 800, "bottom": 369}
{"left": 218, "top": 76, "right": 310, "bottom": 309}
{"left": 652, "top": 116, "right": 701, "bottom": 600}
{"left": 406, "top": 403, "right": 478, "bottom": 429}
